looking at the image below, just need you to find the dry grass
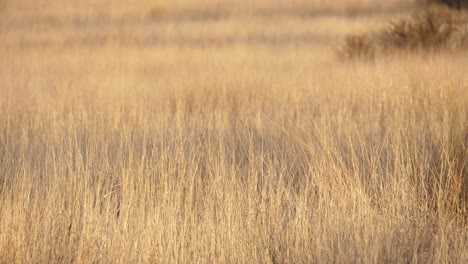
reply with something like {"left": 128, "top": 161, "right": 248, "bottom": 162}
{"left": 0, "top": 0, "right": 467, "bottom": 263}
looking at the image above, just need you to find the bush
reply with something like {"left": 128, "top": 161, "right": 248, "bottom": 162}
{"left": 338, "top": 5, "right": 468, "bottom": 61}
{"left": 427, "top": 0, "right": 468, "bottom": 10}
{"left": 378, "top": 6, "right": 461, "bottom": 50}
{"left": 338, "top": 34, "right": 376, "bottom": 61}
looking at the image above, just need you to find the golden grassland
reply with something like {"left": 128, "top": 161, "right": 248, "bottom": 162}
{"left": 0, "top": 1, "right": 467, "bottom": 263}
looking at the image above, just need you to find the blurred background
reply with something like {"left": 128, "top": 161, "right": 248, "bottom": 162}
{"left": 0, "top": 0, "right": 420, "bottom": 50}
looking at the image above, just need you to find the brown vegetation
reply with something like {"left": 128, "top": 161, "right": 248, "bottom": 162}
{"left": 428, "top": 0, "right": 468, "bottom": 10}
{"left": 339, "top": 5, "right": 468, "bottom": 60}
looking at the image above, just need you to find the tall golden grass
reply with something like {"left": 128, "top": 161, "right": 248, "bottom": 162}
{"left": 0, "top": 47, "right": 466, "bottom": 263}
{"left": 0, "top": 0, "right": 467, "bottom": 263}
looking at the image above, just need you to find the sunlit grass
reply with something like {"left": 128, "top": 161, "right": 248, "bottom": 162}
{"left": 0, "top": 1, "right": 466, "bottom": 263}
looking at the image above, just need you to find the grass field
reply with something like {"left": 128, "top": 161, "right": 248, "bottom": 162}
{"left": 0, "top": 0, "right": 467, "bottom": 263}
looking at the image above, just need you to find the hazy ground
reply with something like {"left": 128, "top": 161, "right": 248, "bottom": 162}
{"left": 0, "top": 1, "right": 467, "bottom": 263}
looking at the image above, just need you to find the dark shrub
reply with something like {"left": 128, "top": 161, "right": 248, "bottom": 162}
{"left": 428, "top": 0, "right": 468, "bottom": 10}
{"left": 339, "top": 5, "right": 468, "bottom": 61}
